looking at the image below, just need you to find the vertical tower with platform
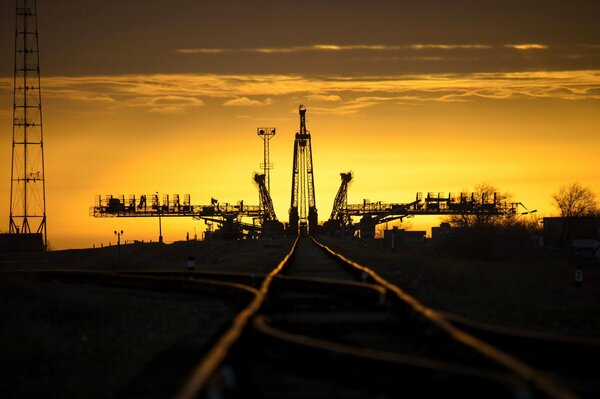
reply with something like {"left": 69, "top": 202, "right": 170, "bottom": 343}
{"left": 289, "top": 106, "right": 318, "bottom": 235}
{"left": 257, "top": 127, "right": 276, "bottom": 193}
{"left": 9, "top": 0, "right": 47, "bottom": 248}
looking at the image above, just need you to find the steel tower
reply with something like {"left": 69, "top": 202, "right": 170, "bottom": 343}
{"left": 257, "top": 127, "right": 276, "bottom": 192}
{"left": 9, "top": 0, "right": 47, "bottom": 246}
{"left": 289, "top": 106, "right": 317, "bottom": 235}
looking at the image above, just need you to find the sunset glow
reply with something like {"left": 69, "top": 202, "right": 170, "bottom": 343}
{"left": 0, "top": 1, "right": 599, "bottom": 248}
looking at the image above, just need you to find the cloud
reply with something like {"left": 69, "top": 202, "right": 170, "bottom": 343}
{"left": 409, "top": 44, "right": 492, "bottom": 50}
{"left": 1, "top": 69, "right": 598, "bottom": 117}
{"left": 46, "top": 92, "right": 117, "bottom": 104}
{"left": 127, "top": 95, "right": 204, "bottom": 113}
{"left": 223, "top": 97, "right": 273, "bottom": 107}
{"left": 309, "top": 101, "right": 378, "bottom": 116}
{"left": 307, "top": 94, "right": 342, "bottom": 102}
{"left": 504, "top": 43, "right": 548, "bottom": 50}
{"left": 177, "top": 43, "right": 493, "bottom": 54}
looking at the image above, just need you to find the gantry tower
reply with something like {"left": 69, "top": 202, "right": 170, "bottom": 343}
{"left": 9, "top": 0, "right": 47, "bottom": 246}
{"left": 289, "top": 106, "right": 317, "bottom": 235}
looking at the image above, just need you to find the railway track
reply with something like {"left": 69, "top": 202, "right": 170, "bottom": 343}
{"left": 178, "top": 237, "right": 595, "bottom": 399}
{"left": 5, "top": 237, "right": 598, "bottom": 398}
{"left": 0, "top": 270, "right": 256, "bottom": 398}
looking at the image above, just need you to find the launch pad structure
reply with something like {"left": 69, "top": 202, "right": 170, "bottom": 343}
{"left": 289, "top": 106, "right": 318, "bottom": 236}
{"left": 0, "top": 3, "right": 536, "bottom": 249}
{"left": 92, "top": 106, "right": 529, "bottom": 240}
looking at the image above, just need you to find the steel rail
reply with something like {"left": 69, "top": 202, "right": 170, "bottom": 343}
{"left": 311, "top": 237, "right": 577, "bottom": 399}
{"left": 1, "top": 270, "right": 261, "bottom": 299}
{"left": 438, "top": 310, "right": 600, "bottom": 381}
{"left": 439, "top": 310, "right": 600, "bottom": 349}
{"left": 176, "top": 236, "right": 299, "bottom": 399}
{"left": 252, "top": 314, "right": 523, "bottom": 391}
{"left": 3, "top": 269, "right": 266, "bottom": 397}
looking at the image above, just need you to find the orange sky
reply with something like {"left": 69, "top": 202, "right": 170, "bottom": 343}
{"left": 1, "top": 2, "right": 599, "bottom": 249}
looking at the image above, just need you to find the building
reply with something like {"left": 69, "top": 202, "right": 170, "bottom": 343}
{"left": 543, "top": 217, "right": 600, "bottom": 247}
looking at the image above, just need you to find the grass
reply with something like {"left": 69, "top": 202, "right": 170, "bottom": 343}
{"left": 0, "top": 275, "right": 230, "bottom": 399}
{"left": 0, "top": 238, "right": 294, "bottom": 273}
{"left": 319, "top": 237, "right": 600, "bottom": 338}
{"left": 0, "top": 238, "right": 293, "bottom": 398}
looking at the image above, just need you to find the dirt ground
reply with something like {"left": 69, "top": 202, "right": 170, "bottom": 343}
{"left": 318, "top": 237, "right": 600, "bottom": 338}
{"left": 2, "top": 236, "right": 598, "bottom": 398}
{"left": 0, "top": 239, "right": 293, "bottom": 398}
{"left": 0, "top": 276, "right": 233, "bottom": 399}
{"left": 0, "top": 238, "right": 294, "bottom": 273}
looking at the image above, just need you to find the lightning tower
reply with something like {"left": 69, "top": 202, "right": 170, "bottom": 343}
{"left": 289, "top": 106, "right": 318, "bottom": 235}
{"left": 9, "top": 0, "right": 47, "bottom": 247}
{"left": 257, "top": 127, "right": 276, "bottom": 192}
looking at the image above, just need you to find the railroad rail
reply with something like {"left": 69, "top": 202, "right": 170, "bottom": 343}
{"left": 1, "top": 270, "right": 259, "bottom": 398}
{"left": 177, "top": 238, "right": 584, "bottom": 399}
{"left": 6, "top": 239, "right": 598, "bottom": 398}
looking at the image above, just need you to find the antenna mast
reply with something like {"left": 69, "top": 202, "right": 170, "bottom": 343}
{"left": 9, "top": 0, "right": 47, "bottom": 247}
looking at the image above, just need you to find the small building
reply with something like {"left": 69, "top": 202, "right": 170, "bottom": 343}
{"left": 383, "top": 228, "right": 426, "bottom": 245}
{"left": 543, "top": 216, "right": 600, "bottom": 248}
{"left": 431, "top": 222, "right": 467, "bottom": 242}
{"left": 0, "top": 233, "right": 45, "bottom": 253}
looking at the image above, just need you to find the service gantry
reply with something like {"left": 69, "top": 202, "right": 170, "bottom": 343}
{"left": 289, "top": 106, "right": 318, "bottom": 235}
{"left": 92, "top": 178, "right": 285, "bottom": 239}
{"left": 324, "top": 173, "right": 527, "bottom": 238}
{"left": 91, "top": 128, "right": 286, "bottom": 240}
{"left": 9, "top": 0, "right": 48, "bottom": 247}
{"left": 92, "top": 194, "right": 260, "bottom": 240}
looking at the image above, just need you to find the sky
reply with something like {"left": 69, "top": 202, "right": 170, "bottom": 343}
{"left": 1, "top": 0, "right": 599, "bottom": 249}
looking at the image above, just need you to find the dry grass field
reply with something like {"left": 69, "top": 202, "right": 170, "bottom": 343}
{"left": 0, "top": 238, "right": 293, "bottom": 273}
{"left": 319, "top": 237, "right": 600, "bottom": 338}
{"left": 2, "top": 236, "right": 598, "bottom": 397}
{"left": 0, "top": 276, "right": 233, "bottom": 399}
{"left": 0, "top": 239, "right": 293, "bottom": 398}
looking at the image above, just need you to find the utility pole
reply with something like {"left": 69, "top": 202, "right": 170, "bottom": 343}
{"left": 10, "top": 0, "right": 48, "bottom": 248}
{"left": 114, "top": 230, "right": 123, "bottom": 269}
{"left": 155, "top": 192, "right": 163, "bottom": 243}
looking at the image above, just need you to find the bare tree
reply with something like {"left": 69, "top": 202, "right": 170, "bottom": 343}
{"left": 552, "top": 183, "right": 598, "bottom": 218}
{"left": 439, "top": 183, "right": 540, "bottom": 259}
{"left": 446, "top": 183, "right": 514, "bottom": 228}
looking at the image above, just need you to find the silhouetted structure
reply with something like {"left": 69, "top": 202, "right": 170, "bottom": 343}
{"left": 289, "top": 106, "right": 318, "bottom": 235}
{"left": 93, "top": 193, "right": 264, "bottom": 239}
{"left": 9, "top": 0, "right": 48, "bottom": 249}
{"left": 257, "top": 127, "right": 276, "bottom": 193}
{"left": 323, "top": 172, "right": 353, "bottom": 235}
{"left": 326, "top": 191, "right": 525, "bottom": 238}
{"left": 254, "top": 172, "right": 284, "bottom": 237}
{"left": 543, "top": 216, "right": 600, "bottom": 249}
{"left": 0, "top": 233, "right": 44, "bottom": 253}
